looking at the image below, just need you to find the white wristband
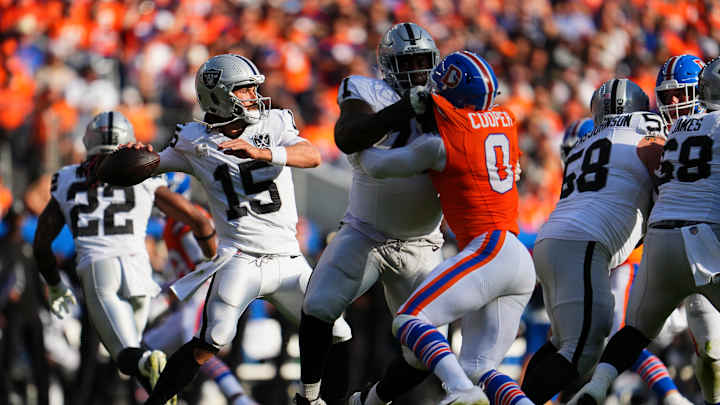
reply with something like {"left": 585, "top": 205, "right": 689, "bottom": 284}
{"left": 269, "top": 146, "right": 287, "bottom": 166}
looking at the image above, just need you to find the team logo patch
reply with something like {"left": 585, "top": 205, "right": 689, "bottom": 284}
{"left": 440, "top": 64, "right": 462, "bottom": 89}
{"left": 202, "top": 68, "right": 222, "bottom": 89}
{"left": 249, "top": 133, "right": 271, "bottom": 148}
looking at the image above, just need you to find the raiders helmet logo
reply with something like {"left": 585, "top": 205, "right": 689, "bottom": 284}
{"left": 202, "top": 69, "right": 222, "bottom": 89}
{"left": 440, "top": 64, "right": 462, "bottom": 89}
{"left": 249, "top": 133, "right": 271, "bottom": 148}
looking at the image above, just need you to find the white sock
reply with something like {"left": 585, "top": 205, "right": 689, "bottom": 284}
{"left": 592, "top": 362, "right": 619, "bottom": 391}
{"left": 303, "top": 381, "right": 322, "bottom": 400}
{"left": 434, "top": 356, "right": 474, "bottom": 392}
{"left": 217, "top": 372, "right": 245, "bottom": 398}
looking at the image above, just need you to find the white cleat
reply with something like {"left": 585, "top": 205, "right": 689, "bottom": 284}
{"left": 663, "top": 391, "right": 694, "bottom": 405}
{"left": 439, "top": 386, "right": 489, "bottom": 405}
{"left": 348, "top": 391, "right": 364, "bottom": 405}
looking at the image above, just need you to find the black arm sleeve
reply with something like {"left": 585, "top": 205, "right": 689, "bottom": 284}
{"left": 335, "top": 95, "right": 417, "bottom": 154}
{"left": 33, "top": 198, "right": 65, "bottom": 286}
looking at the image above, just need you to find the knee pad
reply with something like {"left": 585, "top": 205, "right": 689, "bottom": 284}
{"left": 302, "top": 292, "right": 347, "bottom": 324}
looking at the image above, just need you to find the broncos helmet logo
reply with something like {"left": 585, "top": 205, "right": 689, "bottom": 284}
{"left": 440, "top": 65, "right": 462, "bottom": 89}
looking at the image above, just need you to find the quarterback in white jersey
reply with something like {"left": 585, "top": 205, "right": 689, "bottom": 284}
{"left": 297, "top": 23, "right": 445, "bottom": 405}
{"left": 118, "top": 54, "right": 351, "bottom": 405}
{"left": 570, "top": 57, "right": 720, "bottom": 405}
{"left": 521, "top": 79, "right": 667, "bottom": 404}
{"left": 33, "top": 111, "right": 216, "bottom": 401}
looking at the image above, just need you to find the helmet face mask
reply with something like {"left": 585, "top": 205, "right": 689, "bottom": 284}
{"left": 377, "top": 23, "right": 440, "bottom": 93}
{"left": 83, "top": 111, "right": 135, "bottom": 156}
{"left": 655, "top": 55, "right": 705, "bottom": 125}
{"left": 195, "top": 54, "right": 271, "bottom": 127}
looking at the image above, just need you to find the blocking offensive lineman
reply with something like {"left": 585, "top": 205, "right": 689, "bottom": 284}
{"left": 568, "top": 57, "right": 720, "bottom": 405}
{"left": 520, "top": 79, "right": 667, "bottom": 404}
{"left": 33, "top": 111, "right": 217, "bottom": 401}
{"left": 296, "top": 22, "right": 445, "bottom": 405}
{"left": 117, "top": 54, "right": 351, "bottom": 405}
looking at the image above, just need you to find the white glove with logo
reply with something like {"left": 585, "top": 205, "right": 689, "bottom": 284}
{"left": 48, "top": 281, "right": 77, "bottom": 319}
{"left": 409, "top": 86, "right": 431, "bottom": 115}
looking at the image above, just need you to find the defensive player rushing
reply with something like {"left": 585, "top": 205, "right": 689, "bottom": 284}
{"left": 142, "top": 177, "right": 257, "bottom": 405}
{"left": 358, "top": 50, "right": 535, "bottom": 405}
{"left": 33, "top": 111, "right": 217, "bottom": 402}
{"left": 569, "top": 57, "right": 720, "bottom": 405}
{"left": 520, "top": 78, "right": 667, "bottom": 404}
{"left": 296, "top": 22, "right": 446, "bottom": 405}
{"left": 560, "top": 118, "right": 692, "bottom": 405}
{"left": 115, "top": 54, "right": 351, "bottom": 405}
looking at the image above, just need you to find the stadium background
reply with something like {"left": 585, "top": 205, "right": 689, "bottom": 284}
{"left": 0, "top": 0, "right": 717, "bottom": 404}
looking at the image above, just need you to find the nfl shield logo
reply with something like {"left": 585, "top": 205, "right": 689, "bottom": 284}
{"left": 203, "top": 69, "right": 222, "bottom": 89}
{"left": 440, "top": 64, "right": 462, "bottom": 89}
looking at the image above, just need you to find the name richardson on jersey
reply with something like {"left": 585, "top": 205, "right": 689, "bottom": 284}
{"left": 583, "top": 114, "right": 633, "bottom": 141}
{"left": 671, "top": 116, "right": 704, "bottom": 133}
{"left": 467, "top": 110, "right": 513, "bottom": 129}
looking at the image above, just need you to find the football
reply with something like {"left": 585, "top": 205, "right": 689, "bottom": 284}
{"left": 97, "top": 147, "right": 160, "bottom": 187}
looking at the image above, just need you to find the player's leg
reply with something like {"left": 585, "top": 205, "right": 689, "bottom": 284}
{"left": 570, "top": 228, "right": 693, "bottom": 405}
{"left": 299, "top": 225, "right": 379, "bottom": 404}
{"left": 145, "top": 254, "right": 262, "bottom": 405}
{"left": 267, "top": 254, "right": 352, "bottom": 405}
{"left": 350, "top": 239, "right": 445, "bottom": 405}
{"left": 521, "top": 239, "right": 614, "bottom": 404}
{"left": 686, "top": 293, "right": 720, "bottom": 405}
{"left": 393, "top": 231, "right": 528, "bottom": 403}
{"left": 611, "top": 263, "right": 691, "bottom": 404}
{"left": 79, "top": 257, "right": 156, "bottom": 388}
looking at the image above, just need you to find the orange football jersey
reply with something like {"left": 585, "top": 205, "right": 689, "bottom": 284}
{"left": 429, "top": 94, "right": 520, "bottom": 250}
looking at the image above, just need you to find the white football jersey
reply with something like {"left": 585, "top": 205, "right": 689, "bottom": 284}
{"left": 338, "top": 75, "right": 442, "bottom": 241}
{"left": 538, "top": 112, "right": 663, "bottom": 267}
{"left": 650, "top": 111, "right": 720, "bottom": 225}
{"left": 158, "top": 109, "right": 304, "bottom": 255}
{"left": 51, "top": 164, "right": 165, "bottom": 270}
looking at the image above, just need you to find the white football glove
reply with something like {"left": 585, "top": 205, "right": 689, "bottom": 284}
{"left": 409, "top": 86, "right": 430, "bottom": 115}
{"left": 48, "top": 282, "right": 77, "bottom": 319}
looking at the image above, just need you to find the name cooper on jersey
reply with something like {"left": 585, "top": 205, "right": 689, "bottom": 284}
{"left": 468, "top": 110, "right": 514, "bottom": 129}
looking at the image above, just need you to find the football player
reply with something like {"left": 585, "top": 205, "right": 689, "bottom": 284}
{"left": 568, "top": 56, "right": 720, "bottom": 405}
{"left": 33, "top": 111, "right": 217, "bottom": 402}
{"left": 117, "top": 54, "right": 352, "bottom": 405}
{"left": 295, "top": 23, "right": 446, "bottom": 405}
{"left": 520, "top": 79, "right": 667, "bottom": 404}
{"left": 356, "top": 50, "right": 535, "bottom": 405}
{"left": 561, "top": 117, "right": 691, "bottom": 404}
{"left": 142, "top": 182, "right": 257, "bottom": 405}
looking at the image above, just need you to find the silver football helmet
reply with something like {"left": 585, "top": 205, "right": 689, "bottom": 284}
{"left": 590, "top": 78, "right": 649, "bottom": 124}
{"left": 698, "top": 57, "right": 720, "bottom": 112}
{"left": 195, "top": 54, "right": 270, "bottom": 127}
{"left": 83, "top": 111, "right": 135, "bottom": 156}
{"left": 377, "top": 22, "right": 440, "bottom": 93}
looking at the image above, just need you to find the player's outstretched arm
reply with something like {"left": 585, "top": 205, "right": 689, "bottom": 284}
{"left": 335, "top": 89, "right": 427, "bottom": 155}
{"left": 218, "top": 138, "right": 321, "bottom": 168}
{"left": 360, "top": 135, "right": 446, "bottom": 178}
{"left": 154, "top": 186, "right": 217, "bottom": 259}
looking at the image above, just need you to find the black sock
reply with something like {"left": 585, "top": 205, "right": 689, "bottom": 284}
{"left": 320, "top": 340, "right": 351, "bottom": 405}
{"left": 376, "top": 356, "right": 430, "bottom": 401}
{"left": 145, "top": 339, "right": 206, "bottom": 405}
{"left": 521, "top": 352, "right": 579, "bottom": 405}
{"left": 299, "top": 311, "right": 334, "bottom": 384}
{"left": 524, "top": 340, "right": 558, "bottom": 377}
{"left": 599, "top": 326, "right": 651, "bottom": 372}
{"left": 116, "top": 347, "right": 146, "bottom": 376}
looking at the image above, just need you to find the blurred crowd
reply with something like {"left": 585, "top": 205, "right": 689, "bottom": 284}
{"left": 1, "top": 0, "right": 719, "bottom": 404}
